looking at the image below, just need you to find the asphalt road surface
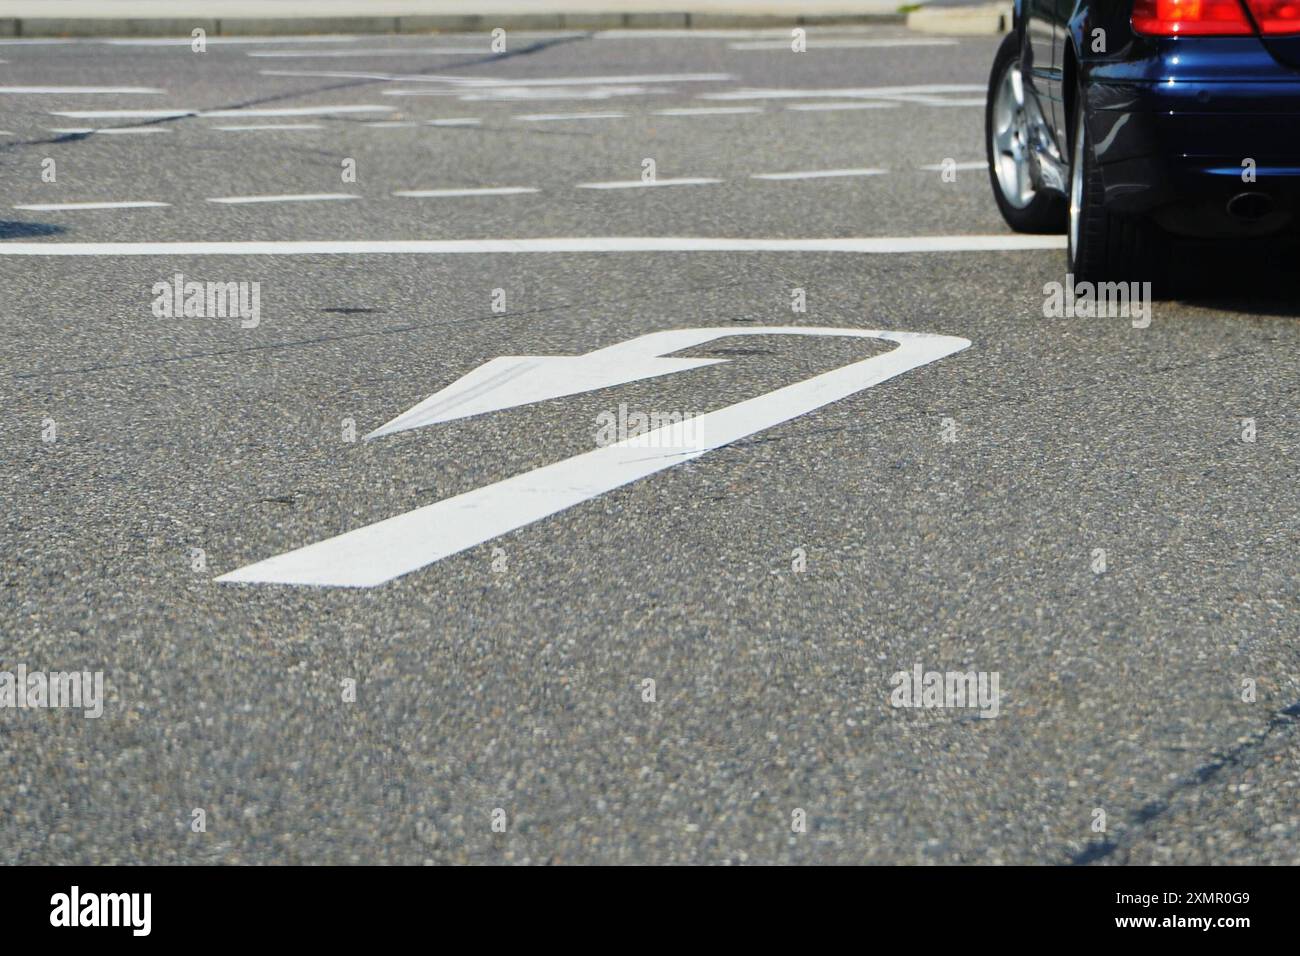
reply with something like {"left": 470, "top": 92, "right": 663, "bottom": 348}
{"left": 1, "top": 26, "right": 1297, "bottom": 865}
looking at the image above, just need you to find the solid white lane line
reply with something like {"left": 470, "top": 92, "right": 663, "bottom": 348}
{"left": 786, "top": 101, "right": 899, "bottom": 111}
{"left": 752, "top": 168, "right": 888, "bottom": 181}
{"left": 652, "top": 106, "right": 763, "bottom": 116}
{"left": 0, "top": 236, "right": 1068, "bottom": 256}
{"left": 729, "top": 39, "right": 959, "bottom": 50}
{"left": 517, "top": 111, "right": 626, "bottom": 122}
{"left": 12, "top": 201, "right": 169, "bottom": 211}
{"left": 215, "top": 328, "right": 971, "bottom": 588}
{"left": 392, "top": 187, "right": 539, "bottom": 198}
{"left": 0, "top": 85, "right": 166, "bottom": 94}
{"left": 205, "top": 193, "right": 360, "bottom": 205}
{"left": 576, "top": 178, "right": 722, "bottom": 189}
{"left": 211, "top": 123, "right": 324, "bottom": 131}
{"left": 920, "top": 161, "right": 988, "bottom": 171}
{"left": 427, "top": 118, "right": 482, "bottom": 126}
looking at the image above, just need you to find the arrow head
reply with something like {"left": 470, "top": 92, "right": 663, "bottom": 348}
{"left": 366, "top": 351, "right": 726, "bottom": 439}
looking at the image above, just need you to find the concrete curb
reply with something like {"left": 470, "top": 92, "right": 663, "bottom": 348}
{"left": 0, "top": 11, "right": 908, "bottom": 38}
{"left": 906, "top": 2, "right": 1010, "bottom": 35}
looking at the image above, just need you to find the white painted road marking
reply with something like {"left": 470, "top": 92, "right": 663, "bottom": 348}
{"left": 206, "top": 193, "right": 360, "bottom": 205}
{"left": 0, "top": 236, "right": 1068, "bottom": 256}
{"left": 786, "top": 101, "right": 899, "bottom": 112}
{"left": 392, "top": 187, "right": 539, "bottom": 198}
{"left": 729, "top": 39, "right": 959, "bottom": 50}
{"left": 212, "top": 123, "right": 325, "bottom": 132}
{"left": 0, "top": 85, "right": 166, "bottom": 94}
{"left": 11, "top": 200, "right": 169, "bottom": 211}
{"left": 427, "top": 118, "right": 481, "bottom": 126}
{"left": 652, "top": 107, "right": 763, "bottom": 116}
{"left": 517, "top": 111, "right": 627, "bottom": 122}
{"left": 366, "top": 331, "right": 729, "bottom": 438}
{"left": 576, "top": 178, "right": 723, "bottom": 189}
{"left": 48, "top": 127, "right": 171, "bottom": 135}
{"left": 246, "top": 48, "right": 486, "bottom": 58}
{"left": 920, "top": 161, "right": 988, "bottom": 171}
{"left": 217, "top": 327, "right": 971, "bottom": 587}
{"left": 50, "top": 105, "right": 393, "bottom": 119}
{"left": 701, "top": 83, "right": 985, "bottom": 101}
{"left": 752, "top": 168, "right": 887, "bottom": 181}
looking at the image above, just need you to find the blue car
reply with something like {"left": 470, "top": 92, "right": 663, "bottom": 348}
{"left": 985, "top": 0, "right": 1300, "bottom": 282}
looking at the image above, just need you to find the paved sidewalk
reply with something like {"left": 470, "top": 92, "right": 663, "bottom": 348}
{"left": 0, "top": 0, "right": 910, "bottom": 38}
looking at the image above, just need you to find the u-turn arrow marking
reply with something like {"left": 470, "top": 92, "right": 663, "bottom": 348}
{"left": 217, "top": 327, "right": 970, "bottom": 587}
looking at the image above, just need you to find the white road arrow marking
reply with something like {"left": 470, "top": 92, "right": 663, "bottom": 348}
{"left": 366, "top": 332, "right": 729, "bottom": 439}
{"left": 217, "top": 327, "right": 970, "bottom": 588}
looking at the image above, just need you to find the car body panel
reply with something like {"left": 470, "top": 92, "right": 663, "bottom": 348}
{"left": 1012, "top": 0, "right": 1300, "bottom": 236}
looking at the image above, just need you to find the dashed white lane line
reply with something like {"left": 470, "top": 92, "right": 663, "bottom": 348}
{"left": 0, "top": 236, "right": 1068, "bottom": 256}
{"left": 701, "top": 83, "right": 985, "bottom": 101}
{"left": 0, "top": 85, "right": 166, "bottom": 94}
{"left": 729, "top": 39, "right": 960, "bottom": 50}
{"left": 392, "top": 187, "right": 540, "bottom": 198}
{"left": 752, "top": 168, "right": 888, "bottom": 181}
{"left": 211, "top": 123, "right": 325, "bottom": 131}
{"left": 49, "top": 109, "right": 195, "bottom": 119}
{"left": 576, "top": 177, "right": 723, "bottom": 189}
{"left": 890, "top": 95, "right": 986, "bottom": 107}
{"left": 427, "top": 118, "right": 482, "bottom": 126}
{"left": 361, "top": 121, "right": 419, "bottom": 128}
{"left": 49, "top": 105, "right": 394, "bottom": 119}
{"left": 381, "top": 89, "right": 472, "bottom": 96}
{"left": 920, "top": 161, "right": 988, "bottom": 171}
{"left": 205, "top": 193, "right": 360, "bottom": 205}
{"left": 442, "top": 72, "right": 733, "bottom": 87}
{"left": 786, "top": 101, "right": 899, "bottom": 112}
{"left": 97, "top": 35, "right": 362, "bottom": 46}
{"left": 48, "top": 127, "right": 171, "bottom": 135}
{"left": 12, "top": 201, "right": 169, "bottom": 211}
{"left": 517, "top": 111, "right": 627, "bottom": 122}
{"left": 652, "top": 106, "right": 763, "bottom": 116}
{"left": 246, "top": 48, "right": 486, "bottom": 58}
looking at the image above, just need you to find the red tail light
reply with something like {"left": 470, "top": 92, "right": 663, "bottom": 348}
{"left": 1131, "top": 0, "right": 1254, "bottom": 34}
{"left": 1241, "top": 0, "right": 1300, "bottom": 33}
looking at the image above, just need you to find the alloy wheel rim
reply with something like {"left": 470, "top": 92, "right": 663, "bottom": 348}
{"left": 991, "top": 62, "right": 1036, "bottom": 210}
{"left": 1069, "top": 108, "right": 1085, "bottom": 265}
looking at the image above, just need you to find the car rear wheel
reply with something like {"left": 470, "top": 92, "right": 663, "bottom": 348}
{"left": 1067, "top": 85, "right": 1168, "bottom": 285}
{"left": 985, "top": 31, "right": 1065, "bottom": 233}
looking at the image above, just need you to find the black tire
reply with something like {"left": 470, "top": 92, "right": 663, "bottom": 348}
{"left": 985, "top": 31, "right": 1066, "bottom": 233}
{"left": 1067, "top": 81, "right": 1169, "bottom": 286}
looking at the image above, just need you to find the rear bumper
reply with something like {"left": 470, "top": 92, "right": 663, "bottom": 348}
{"left": 1084, "top": 39, "right": 1300, "bottom": 236}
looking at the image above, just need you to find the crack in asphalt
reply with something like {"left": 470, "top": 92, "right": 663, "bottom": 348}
{"left": 1069, "top": 700, "right": 1300, "bottom": 865}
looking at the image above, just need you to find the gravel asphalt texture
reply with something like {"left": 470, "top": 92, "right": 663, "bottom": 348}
{"left": 1, "top": 27, "right": 1296, "bottom": 864}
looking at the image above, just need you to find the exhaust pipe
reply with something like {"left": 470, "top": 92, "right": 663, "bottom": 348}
{"left": 1227, "top": 192, "right": 1274, "bottom": 221}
